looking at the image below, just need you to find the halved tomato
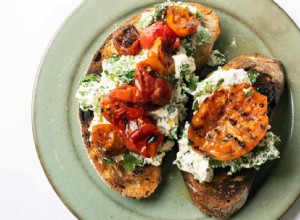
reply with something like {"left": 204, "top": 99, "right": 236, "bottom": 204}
{"left": 140, "top": 21, "right": 180, "bottom": 51}
{"left": 166, "top": 5, "right": 199, "bottom": 37}
{"left": 188, "top": 83, "right": 269, "bottom": 161}
{"left": 135, "top": 61, "right": 172, "bottom": 105}
{"left": 123, "top": 117, "right": 163, "bottom": 158}
{"left": 146, "top": 37, "right": 175, "bottom": 75}
{"left": 110, "top": 85, "right": 143, "bottom": 103}
{"left": 91, "top": 124, "right": 125, "bottom": 158}
{"left": 112, "top": 24, "right": 141, "bottom": 55}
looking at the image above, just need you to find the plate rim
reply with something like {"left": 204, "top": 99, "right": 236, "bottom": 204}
{"left": 32, "top": 0, "right": 300, "bottom": 219}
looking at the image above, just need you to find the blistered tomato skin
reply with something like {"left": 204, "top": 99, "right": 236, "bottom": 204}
{"left": 100, "top": 96, "right": 163, "bottom": 158}
{"left": 110, "top": 85, "right": 143, "bottom": 103}
{"left": 112, "top": 24, "right": 141, "bottom": 55}
{"left": 146, "top": 37, "right": 175, "bottom": 76}
{"left": 166, "top": 5, "right": 199, "bottom": 37}
{"left": 135, "top": 61, "right": 172, "bottom": 105}
{"left": 188, "top": 83, "right": 269, "bottom": 161}
{"left": 140, "top": 21, "right": 180, "bottom": 51}
{"left": 91, "top": 124, "right": 125, "bottom": 158}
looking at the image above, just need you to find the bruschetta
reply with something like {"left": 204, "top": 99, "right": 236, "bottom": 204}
{"left": 76, "top": 1, "right": 220, "bottom": 199}
{"left": 174, "top": 54, "right": 285, "bottom": 218}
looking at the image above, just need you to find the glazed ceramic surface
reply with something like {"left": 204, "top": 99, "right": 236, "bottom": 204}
{"left": 32, "top": 0, "right": 300, "bottom": 219}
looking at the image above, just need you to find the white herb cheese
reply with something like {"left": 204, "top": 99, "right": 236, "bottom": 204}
{"left": 102, "top": 53, "right": 147, "bottom": 87}
{"left": 191, "top": 68, "right": 250, "bottom": 111}
{"left": 76, "top": 80, "right": 102, "bottom": 112}
{"left": 174, "top": 123, "right": 214, "bottom": 182}
{"left": 173, "top": 46, "right": 196, "bottom": 79}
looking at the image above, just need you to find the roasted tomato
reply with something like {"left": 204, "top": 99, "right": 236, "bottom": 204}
{"left": 121, "top": 117, "right": 163, "bottom": 158}
{"left": 112, "top": 106, "right": 144, "bottom": 128}
{"left": 166, "top": 5, "right": 199, "bottom": 37}
{"left": 100, "top": 96, "right": 126, "bottom": 122}
{"left": 91, "top": 124, "right": 125, "bottom": 158}
{"left": 112, "top": 24, "right": 141, "bottom": 55}
{"left": 146, "top": 37, "right": 175, "bottom": 75}
{"left": 135, "top": 61, "right": 172, "bottom": 105}
{"left": 188, "top": 83, "right": 269, "bottom": 161}
{"left": 106, "top": 105, "right": 163, "bottom": 158}
{"left": 140, "top": 21, "right": 180, "bottom": 51}
{"left": 110, "top": 85, "right": 143, "bottom": 103}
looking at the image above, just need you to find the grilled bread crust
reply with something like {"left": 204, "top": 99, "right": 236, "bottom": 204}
{"left": 78, "top": 3, "right": 221, "bottom": 199}
{"left": 182, "top": 54, "right": 285, "bottom": 218}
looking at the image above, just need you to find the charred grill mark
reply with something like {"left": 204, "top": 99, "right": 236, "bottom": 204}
{"left": 229, "top": 118, "right": 237, "bottom": 125}
{"left": 206, "top": 133, "right": 212, "bottom": 139}
{"left": 214, "top": 128, "right": 220, "bottom": 134}
{"left": 259, "top": 103, "right": 265, "bottom": 108}
{"left": 246, "top": 116, "right": 253, "bottom": 121}
{"left": 233, "top": 107, "right": 249, "bottom": 116}
{"left": 260, "top": 124, "right": 267, "bottom": 130}
{"left": 234, "top": 137, "right": 246, "bottom": 148}
{"left": 250, "top": 134, "right": 257, "bottom": 139}
{"left": 226, "top": 132, "right": 232, "bottom": 138}
{"left": 240, "top": 111, "right": 249, "bottom": 116}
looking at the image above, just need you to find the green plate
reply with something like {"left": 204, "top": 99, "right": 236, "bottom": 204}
{"left": 32, "top": 0, "right": 300, "bottom": 219}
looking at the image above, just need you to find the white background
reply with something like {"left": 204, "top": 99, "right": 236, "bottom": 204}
{"left": 0, "top": 0, "right": 299, "bottom": 219}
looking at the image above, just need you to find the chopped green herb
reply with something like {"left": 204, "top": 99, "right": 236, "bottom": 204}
{"left": 79, "top": 74, "right": 98, "bottom": 85}
{"left": 123, "top": 152, "right": 143, "bottom": 171}
{"left": 246, "top": 91, "right": 254, "bottom": 97}
{"left": 210, "top": 160, "right": 223, "bottom": 167}
{"left": 110, "top": 53, "right": 120, "bottom": 61}
{"left": 248, "top": 70, "right": 260, "bottom": 84}
{"left": 207, "top": 50, "right": 226, "bottom": 67}
{"left": 103, "top": 157, "right": 115, "bottom": 164}
{"left": 181, "top": 27, "right": 211, "bottom": 57}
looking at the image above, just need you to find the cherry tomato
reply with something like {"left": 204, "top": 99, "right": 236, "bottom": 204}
{"left": 122, "top": 117, "right": 163, "bottom": 158}
{"left": 100, "top": 96, "right": 126, "bottom": 122}
{"left": 110, "top": 85, "right": 142, "bottom": 103}
{"left": 140, "top": 21, "right": 180, "bottom": 51}
{"left": 112, "top": 24, "right": 141, "bottom": 55}
{"left": 135, "top": 62, "right": 156, "bottom": 101}
{"left": 151, "top": 78, "right": 172, "bottom": 105}
{"left": 146, "top": 37, "right": 175, "bottom": 75}
{"left": 135, "top": 61, "right": 172, "bottom": 105}
{"left": 105, "top": 104, "right": 163, "bottom": 158}
{"left": 91, "top": 124, "right": 125, "bottom": 158}
{"left": 166, "top": 5, "right": 199, "bottom": 37}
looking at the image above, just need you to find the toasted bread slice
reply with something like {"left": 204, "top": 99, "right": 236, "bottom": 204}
{"left": 182, "top": 54, "right": 285, "bottom": 218}
{"left": 79, "top": 110, "right": 161, "bottom": 199}
{"left": 78, "top": 3, "right": 220, "bottom": 199}
{"left": 88, "top": 3, "right": 221, "bottom": 75}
